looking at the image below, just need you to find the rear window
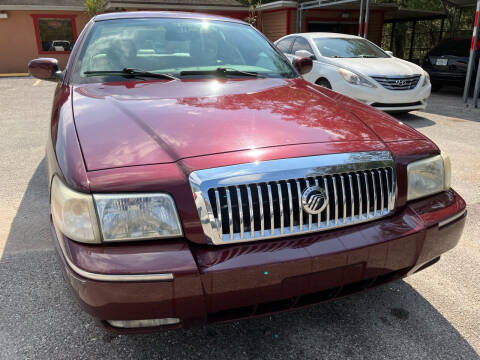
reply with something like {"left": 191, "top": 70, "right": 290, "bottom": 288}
{"left": 429, "top": 39, "right": 471, "bottom": 57}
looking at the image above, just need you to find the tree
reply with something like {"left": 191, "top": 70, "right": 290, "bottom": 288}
{"left": 245, "top": 0, "right": 262, "bottom": 26}
{"left": 84, "top": 0, "right": 105, "bottom": 18}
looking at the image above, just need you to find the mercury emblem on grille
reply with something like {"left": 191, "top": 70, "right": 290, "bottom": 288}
{"left": 301, "top": 186, "right": 327, "bottom": 215}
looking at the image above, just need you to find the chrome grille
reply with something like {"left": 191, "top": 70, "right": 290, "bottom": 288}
{"left": 189, "top": 152, "right": 396, "bottom": 245}
{"left": 371, "top": 75, "right": 421, "bottom": 90}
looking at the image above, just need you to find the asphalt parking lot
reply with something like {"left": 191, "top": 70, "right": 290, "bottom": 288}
{"left": 0, "top": 78, "right": 479, "bottom": 360}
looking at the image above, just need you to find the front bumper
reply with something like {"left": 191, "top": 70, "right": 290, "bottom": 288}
{"left": 371, "top": 100, "right": 428, "bottom": 112}
{"left": 333, "top": 78, "right": 431, "bottom": 112}
{"left": 425, "top": 68, "right": 467, "bottom": 84}
{"left": 52, "top": 189, "right": 466, "bottom": 333}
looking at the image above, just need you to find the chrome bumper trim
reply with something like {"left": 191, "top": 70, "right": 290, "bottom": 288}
{"left": 54, "top": 224, "right": 174, "bottom": 282}
{"left": 438, "top": 208, "right": 467, "bottom": 228}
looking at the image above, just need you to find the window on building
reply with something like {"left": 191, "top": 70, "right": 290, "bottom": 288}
{"left": 32, "top": 15, "right": 77, "bottom": 53}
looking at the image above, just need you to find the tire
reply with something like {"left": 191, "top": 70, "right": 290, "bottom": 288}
{"left": 315, "top": 78, "right": 332, "bottom": 89}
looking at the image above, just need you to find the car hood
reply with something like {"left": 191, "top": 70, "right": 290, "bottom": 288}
{"left": 329, "top": 57, "right": 423, "bottom": 77}
{"left": 72, "top": 78, "right": 418, "bottom": 171}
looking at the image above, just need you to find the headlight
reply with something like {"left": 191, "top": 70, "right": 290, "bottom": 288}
{"left": 338, "top": 68, "right": 376, "bottom": 88}
{"left": 51, "top": 176, "right": 182, "bottom": 243}
{"left": 422, "top": 71, "right": 430, "bottom": 87}
{"left": 407, "top": 152, "right": 451, "bottom": 201}
{"left": 94, "top": 193, "right": 182, "bottom": 242}
{"left": 51, "top": 176, "right": 101, "bottom": 243}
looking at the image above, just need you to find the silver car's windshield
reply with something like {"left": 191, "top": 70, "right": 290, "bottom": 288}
{"left": 313, "top": 38, "right": 389, "bottom": 58}
{"left": 72, "top": 18, "right": 297, "bottom": 83}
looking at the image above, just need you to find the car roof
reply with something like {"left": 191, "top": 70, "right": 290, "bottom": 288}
{"left": 94, "top": 11, "right": 246, "bottom": 24}
{"left": 278, "top": 32, "right": 364, "bottom": 41}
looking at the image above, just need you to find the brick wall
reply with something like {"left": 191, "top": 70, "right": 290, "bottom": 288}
{"left": 290, "top": 9, "right": 384, "bottom": 45}
{"left": 261, "top": 9, "right": 289, "bottom": 41}
{"left": 0, "top": 10, "right": 90, "bottom": 73}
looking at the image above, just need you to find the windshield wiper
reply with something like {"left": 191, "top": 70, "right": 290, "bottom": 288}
{"left": 352, "top": 55, "right": 378, "bottom": 58}
{"left": 84, "top": 68, "right": 178, "bottom": 80}
{"left": 180, "top": 67, "right": 265, "bottom": 78}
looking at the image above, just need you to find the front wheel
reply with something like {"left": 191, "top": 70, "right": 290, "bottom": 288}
{"left": 315, "top": 78, "right": 332, "bottom": 89}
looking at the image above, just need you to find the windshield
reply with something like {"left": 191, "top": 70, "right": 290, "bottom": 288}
{"left": 72, "top": 18, "right": 296, "bottom": 83}
{"left": 429, "top": 39, "right": 471, "bottom": 57}
{"left": 313, "top": 38, "right": 388, "bottom": 58}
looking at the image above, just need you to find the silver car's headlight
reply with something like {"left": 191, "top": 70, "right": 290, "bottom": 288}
{"left": 94, "top": 193, "right": 182, "bottom": 242}
{"left": 51, "top": 176, "right": 182, "bottom": 243}
{"left": 407, "top": 152, "right": 451, "bottom": 201}
{"left": 338, "top": 68, "right": 376, "bottom": 88}
{"left": 51, "top": 176, "right": 102, "bottom": 243}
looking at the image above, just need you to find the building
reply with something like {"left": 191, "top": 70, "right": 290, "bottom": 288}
{"left": 0, "top": 0, "right": 445, "bottom": 73}
{"left": 257, "top": 0, "right": 393, "bottom": 47}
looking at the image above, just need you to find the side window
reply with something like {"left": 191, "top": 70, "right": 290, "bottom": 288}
{"left": 292, "top": 37, "right": 314, "bottom": 56}
{"left": 276, "top": 37, "right": 294, "bottom": 54}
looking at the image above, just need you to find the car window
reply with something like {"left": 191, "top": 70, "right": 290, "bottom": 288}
{"left": 72, "top": 18, "right": 297, "bottom": 83}
{"left": 313, "top": 38, "right": 388, "bottom": 58}
{"left": 292, "top": 37, "right": 314, "bottom": 56}
{"left": 276, "top": 37, "right": 294, "bottom": 54}
{"left": 429, "top": 39, "right": 471, "bottom": 57}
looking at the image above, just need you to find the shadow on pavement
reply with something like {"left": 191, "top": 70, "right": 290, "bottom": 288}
{"left": 3, "top": 158, "right": 50, "bottom": 254}
{"left": 1, "top": 158, "right": 478, "bottom": 359}
{"left": 424, "top": 87, "right": 480, "bottom": 123}
{"left": 388, "top": 87, "right": 479, "bottom": 126}
{"left": 392, "top": 112, "right": 437, "bottom": 128}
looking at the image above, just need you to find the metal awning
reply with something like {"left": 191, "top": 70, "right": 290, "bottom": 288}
{"left": 296, "top": 0, "right": 390, "bottom": 38}
{"left": 297, "top": 1, "right": 449, "bottom": 43}
{"left": 443, "top": 0, "right": 477, "bottom": 7}
{"left": 384, "top": 8, "right": 448, "bottom": 23}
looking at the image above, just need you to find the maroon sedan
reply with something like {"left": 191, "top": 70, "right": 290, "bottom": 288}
{"left": 29, "top": 12, "right": 466, "bottom": 333}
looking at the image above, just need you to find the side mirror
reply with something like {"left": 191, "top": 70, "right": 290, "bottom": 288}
{"left": 295, "top": 50, "right": 315, "bottom": 60}
{"left": 385, "top": 50, "right": 393, "bottom": 57}
{"left": 28, "top": 58, "right": 63, "bottom": 82}
{"left": 292, "top": 56, "right": 313, "bottom": 75}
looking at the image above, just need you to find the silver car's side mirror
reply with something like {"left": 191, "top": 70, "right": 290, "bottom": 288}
{"left": 385, "top": 50, "right": 393, "bottom": 57}
{"left": 295, "top": 50, "right": 316, "bottom": 60}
